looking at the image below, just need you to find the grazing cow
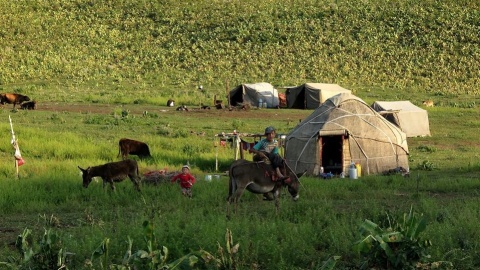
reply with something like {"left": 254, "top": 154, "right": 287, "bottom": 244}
{"left": 167, "top": 99, "right": 175, "bottom": 107}
{"left": 227, "top": 159, "right": 304, "bottom": 216}
{"left": 118, "top": 138, "right": 151, "bottom": 160}
{"left": 0, "top": 93, "right": 31, "bottom": 109}
{"left": 20, "top": 100, "right": 37, "bottom": 110}
{"left": 78, "top": 159, "right": 141, "bottom": 191}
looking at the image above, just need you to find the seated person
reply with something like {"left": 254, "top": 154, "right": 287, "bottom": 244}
{"left": 251, "top": 126, "right": 285, "bottom": 178}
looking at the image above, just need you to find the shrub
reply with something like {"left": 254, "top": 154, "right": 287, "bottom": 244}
{"left": 354, "top": 207, "right": 432, "bottom": 269}
{"left": 417, "top": 160, "right": 436, "bottom": 171}
{"left": 416, "top": 145, "right": 437, "bottom": 153}
{"left": 0, "top": 228, "right": 72, "bottom": 270}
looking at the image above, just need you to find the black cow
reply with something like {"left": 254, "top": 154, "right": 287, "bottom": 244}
{"left": 167, "top": 99, "right": 175, "bottom": 107}
{"left": 78, "top": 159, "right": 141, "bottom": 191}
{"left": 21, "top": 101, "right": 37, "bottom": 110}
{"left": 118, "top": 138, "right": 151, "bottom": 160}
{"left": 0, "top": 93, "right": 31, "bottom": 109}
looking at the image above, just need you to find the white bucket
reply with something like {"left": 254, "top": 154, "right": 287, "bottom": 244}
{"left": 205, "top": 175, "right": 212, "bottom": 181}
{"left": 349, "top": 167, "right": 357, "bottom": 179}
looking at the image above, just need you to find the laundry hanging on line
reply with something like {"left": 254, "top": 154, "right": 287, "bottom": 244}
{"left": 240, "top": 139, "right": 257, "bottom": 153}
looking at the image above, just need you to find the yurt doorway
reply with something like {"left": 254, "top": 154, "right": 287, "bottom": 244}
{"left": 321, "top": 136, "right": 344, "bottom": 174}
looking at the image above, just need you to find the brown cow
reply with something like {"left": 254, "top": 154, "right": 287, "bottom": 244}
{"left": 118, "top": 138, "right": 152, "bottom": 160}
{"left": 78, "top": 159, "right": 141, "bottom": 191}
{"left": 20, "top": 101, "right": 37, "bottom": 110}
{"left": 0, "top": 93, "right": 31, "bottom": 109}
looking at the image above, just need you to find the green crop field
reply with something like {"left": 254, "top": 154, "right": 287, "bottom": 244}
{"left": 0, "top": 0, "right": 479, "bottom": 269}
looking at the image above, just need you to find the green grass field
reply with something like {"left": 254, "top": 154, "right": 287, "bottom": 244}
{"left": 0, "top": 0, "right": 479, "bottom": 269}
{"left": 0, "top": 106, "right": 479, "bottom": 269}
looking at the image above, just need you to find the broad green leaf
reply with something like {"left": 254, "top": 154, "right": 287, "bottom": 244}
{"left": 91, "top": 238, "right": 109, "bottom": 260}
{"left": 320, "top": 256, "right": 340, "bottom": 270}
{"left": 358, "top": 219, "right": 381, "bottom": 235}
{"left": 134, "top": 250, "right": 149, "bottom": 259}
{"left": 381, "top": 232, "right": 403, "bottom": 243}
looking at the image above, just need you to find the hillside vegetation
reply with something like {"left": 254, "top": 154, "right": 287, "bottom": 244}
{"left": 1, "top": 0, "right": 479, "bottom": 104}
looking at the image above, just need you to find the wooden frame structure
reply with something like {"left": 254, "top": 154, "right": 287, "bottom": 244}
{"left": 214, "top": 132, "right": 288, "bottom": 171}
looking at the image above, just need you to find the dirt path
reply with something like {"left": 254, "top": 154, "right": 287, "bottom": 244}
{"left": 34, "top": 102, "right": 310, "bottom": 120}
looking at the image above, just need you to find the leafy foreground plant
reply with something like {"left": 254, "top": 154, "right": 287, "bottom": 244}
{"left": 215, "top": 228, "right": 239, "bottom": 270}
{"left": 0, "top": 228, "right": 73, "bottom": 270}
{"left": 353, "top": 207, "right": 449, "bottom": 269}
{"left": 86, "top": 220, "right": 241, "bottom": 270}
{"left": 1, "top": 220, "right": 242, "bottom": 270}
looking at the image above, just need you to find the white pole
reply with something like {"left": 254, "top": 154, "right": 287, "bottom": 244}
{"left": 9, "top": 115, "right": 19, "bottom": 179}
{"left": 9, "top": 115, "right": 15, "bottom": 142}
{"left": 215, "top": 147, "right": 218, "bottom": 172}
{"left": 233, "top": 135, "right": 238, "bottom": 160}
{"left": 214, "top": 138, "right": 219, "bottom": 172}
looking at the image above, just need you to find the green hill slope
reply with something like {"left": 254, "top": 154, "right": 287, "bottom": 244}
{"left": 1, "top": 0, "right": 478, "bottom": 98}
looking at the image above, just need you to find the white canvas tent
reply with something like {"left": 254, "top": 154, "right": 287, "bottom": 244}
{"left": 285, "top": 93, "right": 409, "bottom": 176}
{"left": 372, "top": 101, "right": 431, "bottom": 137}
{"left": 286, "top": 83, "right": 351, "bottom": 109}
{"left": 228, "top": 82, "right": 279, "bottom": 108}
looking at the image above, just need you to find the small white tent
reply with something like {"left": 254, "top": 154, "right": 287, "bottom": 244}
{"left": 372, "top": 101, "right": 431, "bottom": 137}
{"left": 286, "top": 83, "right": 352, "bottom": 109}
{"left": 229, "top": 82, "right": 279, "bottom": 108}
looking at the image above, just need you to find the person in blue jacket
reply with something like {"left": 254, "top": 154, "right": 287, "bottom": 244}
{"left": 251, "top": 126, "right": 285, "bottom": 178}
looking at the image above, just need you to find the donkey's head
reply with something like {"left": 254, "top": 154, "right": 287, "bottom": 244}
{"left": 78, "top": 166, "right": 93, "bottom": 188}
{"left": 283, "top": 169, "right": 305, "bottom": 201}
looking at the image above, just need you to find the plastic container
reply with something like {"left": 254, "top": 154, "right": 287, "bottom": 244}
{"left": 258, "top": 99, "right": 263, "bottom": 108}
{"left": 349, "top": 162, "right": 357, "bottom": 179}
{"left": 320, "top": 166, "right": 324, "bottom": 174}
{"left": 205, "top": 175, "right": 212, "bottom": 182}
{"left": 355, "top": 163, "right": 362, "bottom": 177}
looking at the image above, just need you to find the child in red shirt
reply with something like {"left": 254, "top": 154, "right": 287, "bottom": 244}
{"left": 171, "top": 165, "right": 196, "bottom": 198}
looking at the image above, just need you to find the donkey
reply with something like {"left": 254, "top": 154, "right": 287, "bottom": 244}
{"left": 78, "top": 159, "right": 141, "bottom": 191}
{"left": 227, "top": 159, "right": 303, "bottom": 215}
